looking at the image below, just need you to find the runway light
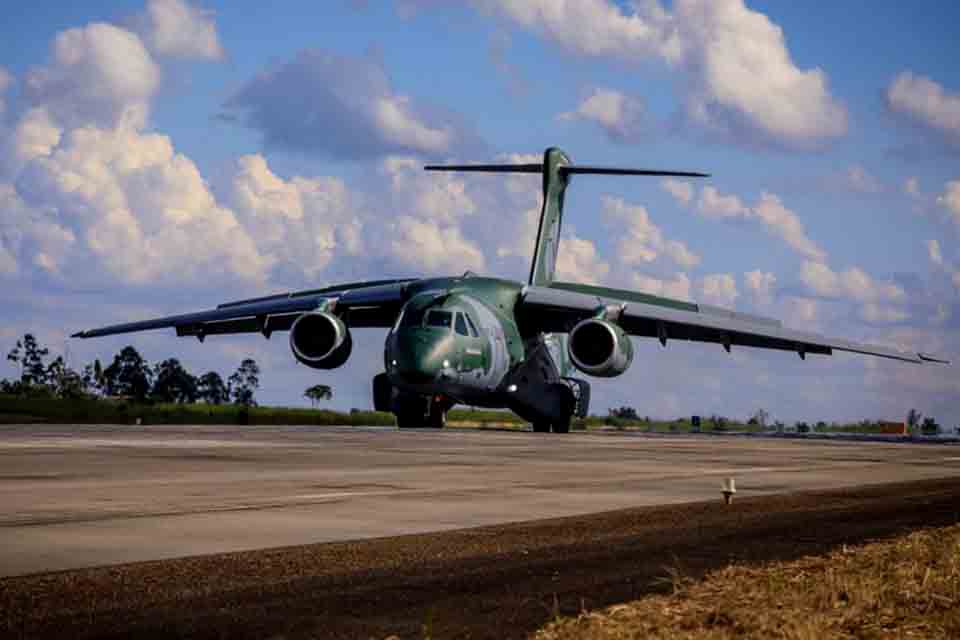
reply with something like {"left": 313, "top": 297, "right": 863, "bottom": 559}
{"left": 722, "top": 477, "right": 736, "bottom": 504}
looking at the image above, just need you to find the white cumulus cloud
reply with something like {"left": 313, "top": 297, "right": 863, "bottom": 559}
{"left": 23, "top": 22, "right": 160, "bottom": 130}
{"left": 697, "top": 185, "right": 750, "bottom": 218}
{"left": 14, "top": 125, "right": 269, "bottom": 286}
{"left": 389, "top": 216, "right": 485, "bottom": 274}
{"left": 691, "top": 186, "right": 825, "bottom": 261}
{"left": 744, "top": 270, "right": 776, "bottom": 306}
{"left": 799, "top": 261, "right": 905, "bottom": 304}
{"left": 603, "top": 195, "right": 700, "bottom": 268}
{"left": 631, "top": 272, "right": 692, "bottom": 301}
{"left": 699, "top": 273, "right": 739, "bottom": 307}
{"left": 860, "top": 303, "right": 910, "bottom": 325}
{"left": 138, "top": 0, "right": 224, "bottom": 60}
{"left": 478, "top": 0, "right": 847, "bottom": 149}
{"left": 228, "top": 155, "right": 362, "bottom": 278}
{"left": 558, "top": 87, "right": 646, "bottom": 142}
{"left": 223, "top": 50, "right": 476, "bottom": 159}
{"left": 555, "top": 234, "right": 610, "bottom": 284}
{"left": 661, "top": 178, "right": 693, "bottom": 206}
{"left": 886, "top": 71, "right": 960, "bottom": 145}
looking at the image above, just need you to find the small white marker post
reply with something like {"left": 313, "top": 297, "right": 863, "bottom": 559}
{"left": 722, "top": 477, "right": 736, "bottom": 504}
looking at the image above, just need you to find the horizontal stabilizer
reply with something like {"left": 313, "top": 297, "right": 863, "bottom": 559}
{"left": 562, "top": 165, "right": 708, "bottom": 178}
{"left": 424, "top": 163, "right": 708, "bottom": 178}
{"left": 424, "top": 163, "right": 543, "bottom": 173}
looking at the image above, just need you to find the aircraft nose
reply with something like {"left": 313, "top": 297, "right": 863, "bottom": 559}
{"left": 392, "top": 333, "right": 447, "bottom": 383}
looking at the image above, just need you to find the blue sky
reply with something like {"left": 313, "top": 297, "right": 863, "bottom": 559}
{"left": 1, "top": 0, "right": 958, "bottom": 426}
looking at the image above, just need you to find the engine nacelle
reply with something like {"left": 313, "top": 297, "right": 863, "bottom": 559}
{"left": 289, "top": 312, "right": 353, "bottom": 370}
{"left": 568, "top": 318, "right": 633, "bottom": 378}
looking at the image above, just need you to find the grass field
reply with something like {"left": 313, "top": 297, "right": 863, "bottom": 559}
{"left": 534, "top": 524, "right": 960, "bottom": 639}
{"left": 0, "top": 393, "right": 897, "bottom": 435}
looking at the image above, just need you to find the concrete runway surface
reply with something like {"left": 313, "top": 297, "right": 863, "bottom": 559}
{"left": 2, "top": 424, "right": 959, "bottom": 577}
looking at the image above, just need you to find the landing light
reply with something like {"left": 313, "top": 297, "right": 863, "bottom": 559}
{"left": 442, "top": 359, "right": 450, "bottom": 368}
{"left": 507, "top": 384, "right": 517, "bottom": 392}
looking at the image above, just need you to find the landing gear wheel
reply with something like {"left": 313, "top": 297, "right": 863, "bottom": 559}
{"left": 551, "top": 417, "right": 571, "bottom": 434}
{"left": 427, "top": 399, "right": 447, "bottom": 429}
{"left": 395, "top": 395, "right": 428, "bottom": 429}
{"left": 395, "top": 410, "right": 423, "bottom": 429}
{"left": 532, "top": 421, "right": 551, "bottom": 433}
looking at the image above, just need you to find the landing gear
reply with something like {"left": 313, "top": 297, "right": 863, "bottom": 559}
{"left": 394, "top": 394, "right": 427, "bottom": 429}
{"left": 532, "top": 416, "right": 570, "bottom": 434}
{"left": 529, "top": 383, "right": 575, "bottom": 434}
{"left": 394, "top": 393, "right": 448, "bottom": 429}
{"left": 427, "top": 398, "right": 447, "bottom": 429}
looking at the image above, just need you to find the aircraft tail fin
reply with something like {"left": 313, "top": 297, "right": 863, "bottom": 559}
{"left": 425, "top": 148, "right": 708, "bottom": 287}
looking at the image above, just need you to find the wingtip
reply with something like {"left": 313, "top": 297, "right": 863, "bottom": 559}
{"left": 918, "top": 353, "right": 950, "bottom": 364}
{"left": 70, "top": 331, "right": 86, "bottom": 339}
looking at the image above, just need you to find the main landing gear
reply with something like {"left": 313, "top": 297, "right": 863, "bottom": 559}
{"left": 529, "top": 378, "right": 588, "bottom": 435}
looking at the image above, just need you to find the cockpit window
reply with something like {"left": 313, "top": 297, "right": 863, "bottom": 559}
{"left": 399, "top": 306, "right": 427, "bottom": 328}
{"left": 425, "top": 310, "right": 453, "bottom": 329}
{"left": 463, "top": 313, "right": 480, "bottom": 337}
{"left": 455, "top": 313, "right": 469, "bottom": 336}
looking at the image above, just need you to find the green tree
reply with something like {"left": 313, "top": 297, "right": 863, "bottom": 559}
{"left": 608, "top": 406, "right": 638, "bottom": 420}
{"left": 6, "top": 334, "right": 50, "bottom": 386}
{"left": 304, "top": 384, "right": 333, "bottom": 407}
{"left": 228, "top": 358, "right": 260, "bottom": 406}
{"left": 46, "top": 356, "right": 86, "bottom": 399}
{"left": 151, "top": 358, "right": 198, "bottom": 404}
{"left": 103, "top": 346, "right": 153, "bottom": 401}
{"left": 906, "top": 408, "right": 923, "bottom": 432}
{"left": 81, "top": 359, "right": 105, "bottom": 397}
{"left": 197, "top": 371, "right": 229, "bottom": 405}
{"left": 921, "top": 416, "right": 940, "bottom": 436}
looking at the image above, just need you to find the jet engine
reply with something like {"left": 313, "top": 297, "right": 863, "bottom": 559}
{"left": 289, "top": 312, "right": 352, "bottom": 369}
{"left": 568, "top": 318, "right": 633, "bottom": 377}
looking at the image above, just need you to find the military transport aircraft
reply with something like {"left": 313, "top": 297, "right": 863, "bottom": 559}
{"left": 73, "top": 148, "right": 948, "bottom": 433}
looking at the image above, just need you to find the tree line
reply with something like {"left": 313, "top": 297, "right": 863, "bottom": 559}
{"left": 607, "top": 405, "right": 948, "bottom": 435}
{"left": 2, "top": 333, "right": 261, "bottom": 406}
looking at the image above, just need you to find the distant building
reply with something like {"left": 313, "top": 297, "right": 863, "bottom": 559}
{"left": 877, "top": 421, "right": 907, "bottom": 436}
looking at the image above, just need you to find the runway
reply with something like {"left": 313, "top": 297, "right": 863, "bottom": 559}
{"left": 2, "top": 423, "right": 959, "bottom": 577}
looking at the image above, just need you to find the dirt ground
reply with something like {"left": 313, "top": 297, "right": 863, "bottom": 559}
{"left": 3, "top": 477, "right": 959, "bottom": 640}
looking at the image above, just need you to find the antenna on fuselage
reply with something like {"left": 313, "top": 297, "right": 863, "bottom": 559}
{"left": 425, "top": 148, "right": 708, "bottom": 287}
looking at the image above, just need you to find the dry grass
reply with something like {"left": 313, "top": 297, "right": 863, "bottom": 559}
{"left": 534, "top": 524, "right": 960, "bottom": 640}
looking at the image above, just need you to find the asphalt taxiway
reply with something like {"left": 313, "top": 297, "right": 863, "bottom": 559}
{"left": 2, "top": 424, "right": 959, "bottom": 576}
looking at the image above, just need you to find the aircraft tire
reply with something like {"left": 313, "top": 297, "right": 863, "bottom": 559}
{"left": 427, "top": 404, "right": 446, "bottom": 429}
{"left": 395, "top": 395, "right": 428, "bottom": 429}
{"left": 532, "top": 421, "right": 551, "bottom": 433}
{"left": 396, "top": 410, "right": 423, "bottom": 429}
{"left": 551, "top": 417, "right": 571, "bottom": 434}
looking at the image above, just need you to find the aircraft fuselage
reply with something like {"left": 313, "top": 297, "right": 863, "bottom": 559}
{"left": 381, "top": 276, "right": 579, "bottom": 424}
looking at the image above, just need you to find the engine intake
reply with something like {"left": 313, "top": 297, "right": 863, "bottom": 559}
{"left": 289, "top": 312, "right": 352, "bottom": 370}
{"left": 568, "top": 318, "right": 633, "bottom": 377}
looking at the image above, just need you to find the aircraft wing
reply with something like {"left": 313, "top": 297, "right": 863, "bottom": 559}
{"left": 72, "top": 279, "right": 415, "bottom": 340}
{"left": 519, "top": 282, "right": 948, "bottom": 364}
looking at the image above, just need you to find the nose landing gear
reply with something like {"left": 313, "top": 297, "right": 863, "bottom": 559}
{"left": 393, "top": 392, "right": 449, "bottom": 429}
